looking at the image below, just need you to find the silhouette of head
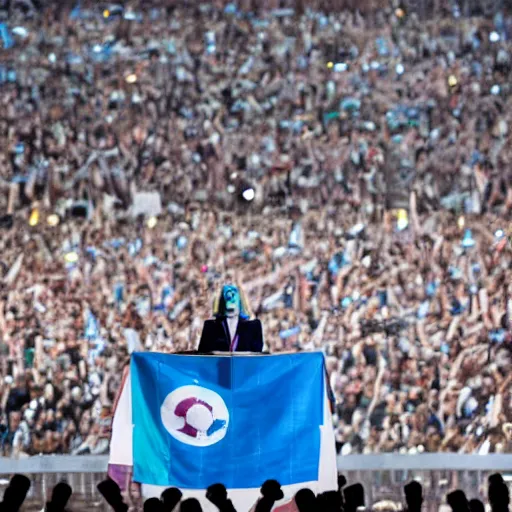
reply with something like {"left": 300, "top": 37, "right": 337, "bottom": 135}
{"left": 404, "top": 481, "right": 423, "bottom": 511}
{"left": 180, "top": 498, "right": 203, "bottom": 512}
{"left": 295, "top": 488, "right": 317, "bottom": 512}
{"left": 489, "top": 482, "right": 510, "bottom": 512}
{"left": 2, "top": 474, "right": 31, "bottom": 510}
{"left": 206, "top": 483, "right": 228, "bottom": 507}
{"left": 50, "top": 482, "right": 73, "bottom": 510}
{"left": 161, "top": 487, "right": 183, "bottom": 510}
{"left": 469, "top": 498, "right": 485, "bottom": 512}
{"left": 317, "top": 490, "right": 343, "bottom": 511}
{"left": 489, "top": 474, "right": 505, "bottom": 486}
{"left": 97, "top": 478, "right": 127, "bottom": 512}
{"left": 344, "top": 483, "right": 365, "bottom": 512}
{"left": 144, "top": 497, "right": 164, "bottom": 512}
{"left": 316, "top": 491, "right": 343, "bottom": 511}
{"left": 447, "top": 490, "right": 470, "bottom": 512}
{"left": 261, "top": 479, "right": 284, "bottom": 501}
{"left": 9, "top": 475, "right": 31, "bottom": 493}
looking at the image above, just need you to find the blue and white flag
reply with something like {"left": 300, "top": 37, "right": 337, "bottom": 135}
{"left": 111, "top": 353, "right": 337, "bottom": 510}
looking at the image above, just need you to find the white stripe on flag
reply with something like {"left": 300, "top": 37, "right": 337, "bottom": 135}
{"left": 109, "top": 370, "right": 132, "bottom": 466}
{"left": 109, "top": 366, "right": 337, "bottom": 511}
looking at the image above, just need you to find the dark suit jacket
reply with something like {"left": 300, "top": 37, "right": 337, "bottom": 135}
{"left": 198, "top": 317, "right": 264, "bottom": 353}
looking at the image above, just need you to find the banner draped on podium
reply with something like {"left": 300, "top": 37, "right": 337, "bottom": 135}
{"left": 109, "top": 352, "right": 337, "bottom": 511}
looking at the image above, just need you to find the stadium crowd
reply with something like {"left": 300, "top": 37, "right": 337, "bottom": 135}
{"left": 0, "top": 0, "right": 512, "bottom": 459}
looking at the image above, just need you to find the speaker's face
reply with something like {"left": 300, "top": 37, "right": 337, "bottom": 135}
{"left": 222, "top": 285, "right": 240, "bottom": 318}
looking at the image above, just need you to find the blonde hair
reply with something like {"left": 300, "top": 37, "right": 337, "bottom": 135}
{"left": 237, "top": 279, "right": 253, "bottom": 318}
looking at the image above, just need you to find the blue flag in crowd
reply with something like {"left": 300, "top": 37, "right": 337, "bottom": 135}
{"left": 131, "top": 352, "right": 325, "bottom": 489}
{"left": 0, "top": 23, "right": 13, "bottom": 50}
{"left": 70, "top": 2, "right": 81, "bottom": 19}
{"left": 84, "top": 309, "right": 99, "bottom": 340}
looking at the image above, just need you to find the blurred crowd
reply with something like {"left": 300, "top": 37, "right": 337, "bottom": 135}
{"left": 1, "top": 0, "right": 512, "bottom": 458}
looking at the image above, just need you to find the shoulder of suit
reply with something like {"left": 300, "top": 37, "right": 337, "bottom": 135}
{"left": 244, "top": 318, "right": 262, "bottom": 326}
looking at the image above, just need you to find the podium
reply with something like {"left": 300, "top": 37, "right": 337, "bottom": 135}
{"left": 109, "top": 352, "right": 337, "bottom": 511}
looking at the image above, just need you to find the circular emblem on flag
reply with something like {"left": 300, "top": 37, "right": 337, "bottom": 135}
{"left": 160, "top": 385, "right": 229, "bottom": 447}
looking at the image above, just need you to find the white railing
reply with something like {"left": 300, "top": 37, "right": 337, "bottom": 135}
{"left": 1, "top": 454, "right": 512, "bottom": 473}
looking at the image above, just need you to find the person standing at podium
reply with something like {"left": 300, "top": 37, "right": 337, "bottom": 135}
{"left": 198, "top": 284, "right": 264, "bottom": 353}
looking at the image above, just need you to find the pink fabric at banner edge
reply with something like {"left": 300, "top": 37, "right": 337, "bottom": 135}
{"left": 274, "top": 498, "right": 299, "bottom": 512}
{"left": 107, "top": 463, "right": 132, "bottom": 492}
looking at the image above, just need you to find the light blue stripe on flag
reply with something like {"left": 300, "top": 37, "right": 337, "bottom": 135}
{"left": 0, "top": 24, "right": 13, "bottom": 50}
{"left": 131, "top": 353, "right": 324, "bottom": 489}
